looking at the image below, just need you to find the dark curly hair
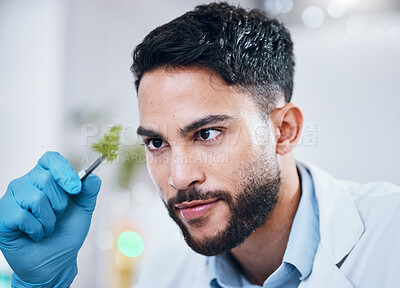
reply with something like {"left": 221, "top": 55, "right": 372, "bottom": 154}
{"left": 131, "top": 2, "right": 295, "bottom": 113}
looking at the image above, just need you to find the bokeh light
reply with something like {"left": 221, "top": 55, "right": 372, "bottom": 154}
{"left": 109, "top": 187, "right": 131, "bottom": 212}
{"left": 263, "top": 0, "right": 293, "bottom": 16}
{"left": 302, "top": 6, "right": 325, "bottom": 29}
{"left": 327, "top": 0, "right": 346, "bottom": 19}
{"left": 280, "top": 0, "right": 293, "bottom": 14}
{"left": 95, "top": 230, "right": 114, "bottom": 250}
{"left": 118, "top": 231, "right": 144, "bottom": 258}
{"left": 263, "top": 0, "right": 282, "bottom": 16}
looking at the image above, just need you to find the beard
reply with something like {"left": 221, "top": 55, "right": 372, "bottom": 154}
{"left": 164, "top": 152, "right": 281, "bottom": 256}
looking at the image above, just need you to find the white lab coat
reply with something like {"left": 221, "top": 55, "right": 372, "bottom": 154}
{"left": 134, "top": 162, "right": 400, "bottom": 288}
{"left": 299, "top": 161, "right": 400, "bottom": 288}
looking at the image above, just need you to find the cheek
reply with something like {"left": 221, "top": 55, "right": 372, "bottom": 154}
{"left": 205, "top": 155, "right": 243, "bottom": 195}
{"left": 208, "top": 144, "right": 258, "bottom": 196}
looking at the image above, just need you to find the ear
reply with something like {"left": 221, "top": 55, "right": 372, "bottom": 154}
{"left": 270, "top": 103, "right": 303, "bottom": 155}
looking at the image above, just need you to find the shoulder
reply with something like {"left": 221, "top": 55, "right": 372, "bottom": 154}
{"left": 301, "top": 159, "right": 400, "bottom": 237}
{"left": 338, "top": 182, "right": 400, "bottom": 286}
{"left": 328, "top": 175, "right": 400, "bottom": 222}
{"left": 304, "top": 159, "right": 400, "bottom": 244}
{"left": 349, "top": 181, "right": 400, "bottom": 234}
{"left": 300, "top": 159, "right": 400, "bottom": 208}
{"left": 133, "top": 236, "right": 209, "bottom": 288}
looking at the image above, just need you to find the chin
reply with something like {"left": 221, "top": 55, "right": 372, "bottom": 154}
{"left": 185, "top": 220, "right": 228, "bottom": 240}
{"left": 183, "top": 229, "right": 235, "bottom": 256}
{"left": 179, "top": 218, "right": 238, "bottom": 256}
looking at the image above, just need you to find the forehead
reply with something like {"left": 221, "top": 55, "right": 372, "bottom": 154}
{"left": 138, "top": 67, "right": 258, "bottom": 130}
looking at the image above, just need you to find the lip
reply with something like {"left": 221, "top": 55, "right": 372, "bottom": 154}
{"left": 175, "top": 199, "right": 219, "bottom": 209}
{"left": 176, "top": 199, "right": 219, "bottom": 220}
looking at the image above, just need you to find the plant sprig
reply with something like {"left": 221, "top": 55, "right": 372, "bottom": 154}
{"left": 91, "top": 125, "right": 122, "bottom": 161}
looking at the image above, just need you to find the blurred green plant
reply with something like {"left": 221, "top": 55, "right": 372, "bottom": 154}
{"left": 92, "top": 125, "right": 122, "bottom": 161}
{"left": 117, "top": 144, "right": 146, "bottom": 190}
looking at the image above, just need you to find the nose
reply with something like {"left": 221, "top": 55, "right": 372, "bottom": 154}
{"left": 168, "top": 150, "right": 206, "bottom": 190}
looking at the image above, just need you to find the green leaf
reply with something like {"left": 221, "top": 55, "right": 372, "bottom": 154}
{"left": 91, "top": 125, "right": 122, "bottom": 161}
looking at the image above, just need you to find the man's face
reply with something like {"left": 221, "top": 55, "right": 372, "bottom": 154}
{"left": 137, "top": 67, "right": 281, "bottom": 256}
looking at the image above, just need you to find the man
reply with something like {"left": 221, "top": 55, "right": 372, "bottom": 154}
{"left": 0, "top": 2, "right": 399, "bottom": 288}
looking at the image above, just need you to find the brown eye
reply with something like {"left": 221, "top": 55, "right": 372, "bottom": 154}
{"left": 197, "top": 129, "right": 221, "bottom": 141}
{"left": 152, "top": 139, "right": 163, "bottom": 148}
{"left": 146, "top": 138, "right": 167, "bottom": 150}
{"left": 200, "top": 129, "right": 210, "bottom": 140}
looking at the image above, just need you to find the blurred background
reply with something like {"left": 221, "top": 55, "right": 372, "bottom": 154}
{"left": 0, "top": 0, "right": 399, "bottom": 287}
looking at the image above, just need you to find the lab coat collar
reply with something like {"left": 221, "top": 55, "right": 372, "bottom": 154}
{"left": 299, "top": 160, "right": 365, "bottom": 265}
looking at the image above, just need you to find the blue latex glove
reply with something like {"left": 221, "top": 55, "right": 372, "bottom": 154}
{"left": 0, "top": 151, "right": 101, "bottom": 288}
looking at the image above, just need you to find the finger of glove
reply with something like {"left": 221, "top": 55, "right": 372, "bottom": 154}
{"left": 0, "top": 187, "right": 45, "bottom": 242}
{"left": 17, "top": 208, "right": 45, "bottom": 242}
{"left": 37, "top": 151, "right": 81, "bottom": 195}
{"left": 29, "top": 165, "right": 69, "bottom": 216}
{"left": 9, "top": 177, "right": 56, "bottom": 238}
{"left": 71, "top": 174, "right": 101, "bottom": 213}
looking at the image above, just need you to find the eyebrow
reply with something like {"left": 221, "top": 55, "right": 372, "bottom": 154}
{"left": 179, "top": 114, "right": 234, "bottom": 137}
{"left": 136, "top": 114, "right": 234, "bottom": 140}
{"left": 136, "top": 127, "right": 166, "bottom": 140}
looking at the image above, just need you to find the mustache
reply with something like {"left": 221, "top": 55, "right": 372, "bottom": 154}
{"left": 166, "top": 186, "right": 234, "bottom": 209}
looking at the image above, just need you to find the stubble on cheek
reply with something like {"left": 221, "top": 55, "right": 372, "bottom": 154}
{"left": 157, "top": 142, "right": 280, "bottom": 256}
{"left": 187, "top": 202, "right": 232, "bottom": 235}
{"left": 170, "top": 198, "right": 231, "bottom": 235}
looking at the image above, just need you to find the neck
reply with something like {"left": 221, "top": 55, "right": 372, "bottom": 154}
{"left": 231, "top": 155, "right": 301, "bottom": 286}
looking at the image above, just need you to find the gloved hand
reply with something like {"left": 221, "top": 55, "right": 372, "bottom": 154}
{"left": 0, "top": 151, "right": 101, "bottom": 288}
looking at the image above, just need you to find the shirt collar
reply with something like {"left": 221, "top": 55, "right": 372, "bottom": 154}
{"left": 208, "top": 162, "right": 320, "bottom": 286}
{"left": 283, "top": 162, "right": 320, "bottom": 280}
{"left": 208, "top": 252, "right": 247, "bottom": 288}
